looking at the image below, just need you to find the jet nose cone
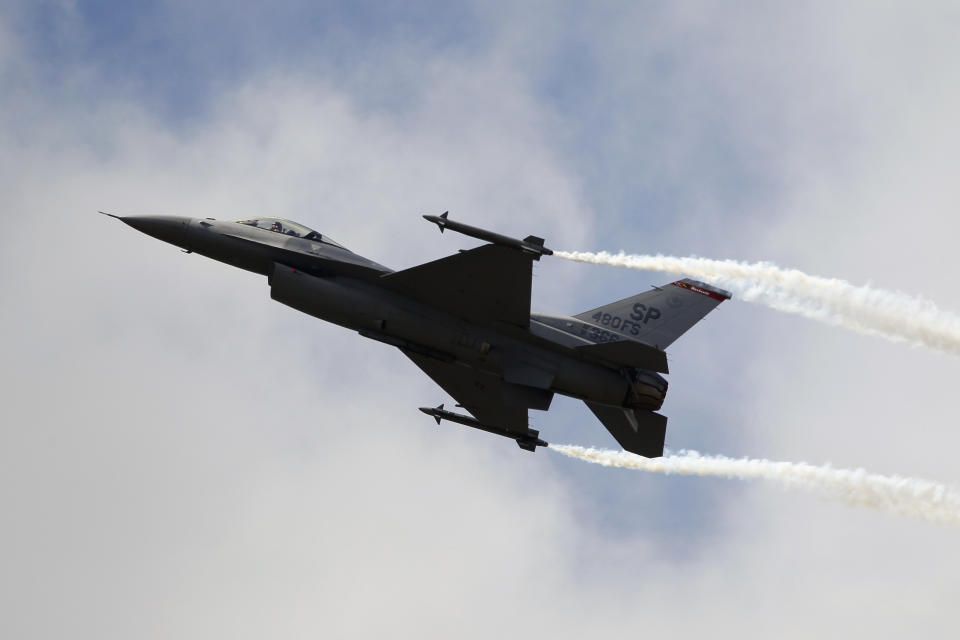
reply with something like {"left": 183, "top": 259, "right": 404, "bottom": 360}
{"left": 120, "top": 215, "right": 191, "bottom": 248}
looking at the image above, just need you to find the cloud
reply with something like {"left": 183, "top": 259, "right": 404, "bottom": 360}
{"left": 0, "top": 16, "right": 599, "bottom": 638}
{"left": 4, "top": 2, "right": 960, "bottom": 638}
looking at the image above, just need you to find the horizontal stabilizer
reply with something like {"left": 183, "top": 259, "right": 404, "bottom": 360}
{"left": 585, "top": 401, "right": 667, "bottom": 458}
{"left": 576, "top": 340, "right": 669, "bottom": 374}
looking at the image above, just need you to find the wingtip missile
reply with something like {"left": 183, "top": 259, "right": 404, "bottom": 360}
{"left": 421, "top": 212, "right": 553, "bottom": 259}
{"left": 417, "top": 404, "right": 548, "bottom": 451}
{"left": 419, "top": 404, "right": 444, "bottom": 424}
{"left": 422, "top": 211, "right": 449, "bottom": 233}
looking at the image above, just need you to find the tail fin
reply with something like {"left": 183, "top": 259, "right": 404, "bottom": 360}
{"left": 574, "top": 278, "right": 731, "bottom": 349}
{"left": 585, "top": 401, "right": 667, "bottom": 458}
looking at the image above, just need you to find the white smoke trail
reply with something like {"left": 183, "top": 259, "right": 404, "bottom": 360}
{"left": 556, "top": 250, "right": 960, "bottom": 357}
{"left": 550, "top": 444, "right": 960, "bottom": 526}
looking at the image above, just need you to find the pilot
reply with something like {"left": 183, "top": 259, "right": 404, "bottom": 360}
{"left": 270, "top": 221, "right": 283, "bottom": 233}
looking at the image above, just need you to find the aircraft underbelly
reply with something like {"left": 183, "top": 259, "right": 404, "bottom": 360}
{"left": 111, "top": 212, "right": 723, "bottom": 458}
{"left": 270, "top": 264, "right": 636, "bottom": 410}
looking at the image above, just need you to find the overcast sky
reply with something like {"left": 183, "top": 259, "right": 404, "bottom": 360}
{"left": 2, "top": 2, "right": 960, "bottom": 638}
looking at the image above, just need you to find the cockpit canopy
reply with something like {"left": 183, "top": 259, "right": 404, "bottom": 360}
{"left": 235, "top": 217, "right": 347, "bottom": 250}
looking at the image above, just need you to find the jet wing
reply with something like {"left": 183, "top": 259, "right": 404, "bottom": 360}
{"left": 380, "top": 244, "right": 532, "bottom": 327}
{"left": 402, "top": 351, "right": 531, "bottom": 436}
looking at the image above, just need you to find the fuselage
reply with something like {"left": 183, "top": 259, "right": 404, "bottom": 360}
{"left": 120, "top": 215, "right": 667, "bottom": 412}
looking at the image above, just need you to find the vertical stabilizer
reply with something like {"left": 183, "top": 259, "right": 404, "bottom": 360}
{"left": 574, "top": 278, "right": 731, "bottom": 349}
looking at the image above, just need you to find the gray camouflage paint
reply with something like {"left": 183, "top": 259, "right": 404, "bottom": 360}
{"left": 107, "top": 213, "right": 729, "bottom": 457}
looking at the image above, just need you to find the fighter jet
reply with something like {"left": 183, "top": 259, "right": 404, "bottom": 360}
{"left": 105, "top": 210, "right": 730, "bottom": 457}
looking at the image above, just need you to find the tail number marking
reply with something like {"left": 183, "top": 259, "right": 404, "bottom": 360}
{"left": 590, "top": 305, "right": 661, "bottom": 335}
{"left": 630, "top": 304, "right": 661, "bottom": 324}
{"left": 580, "top": 323, "right": 620, "bottom": 342}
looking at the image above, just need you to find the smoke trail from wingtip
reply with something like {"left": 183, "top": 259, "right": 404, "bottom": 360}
{"left": 550, "top": 444, "right": 960, "bottom": 526}
{"left": 555, "top": 250, "right": 960, "bottom": 357}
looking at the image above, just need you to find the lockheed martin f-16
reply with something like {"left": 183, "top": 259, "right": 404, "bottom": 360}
{"left": 105, "top": 210, "right": 730, "bottom": 457}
